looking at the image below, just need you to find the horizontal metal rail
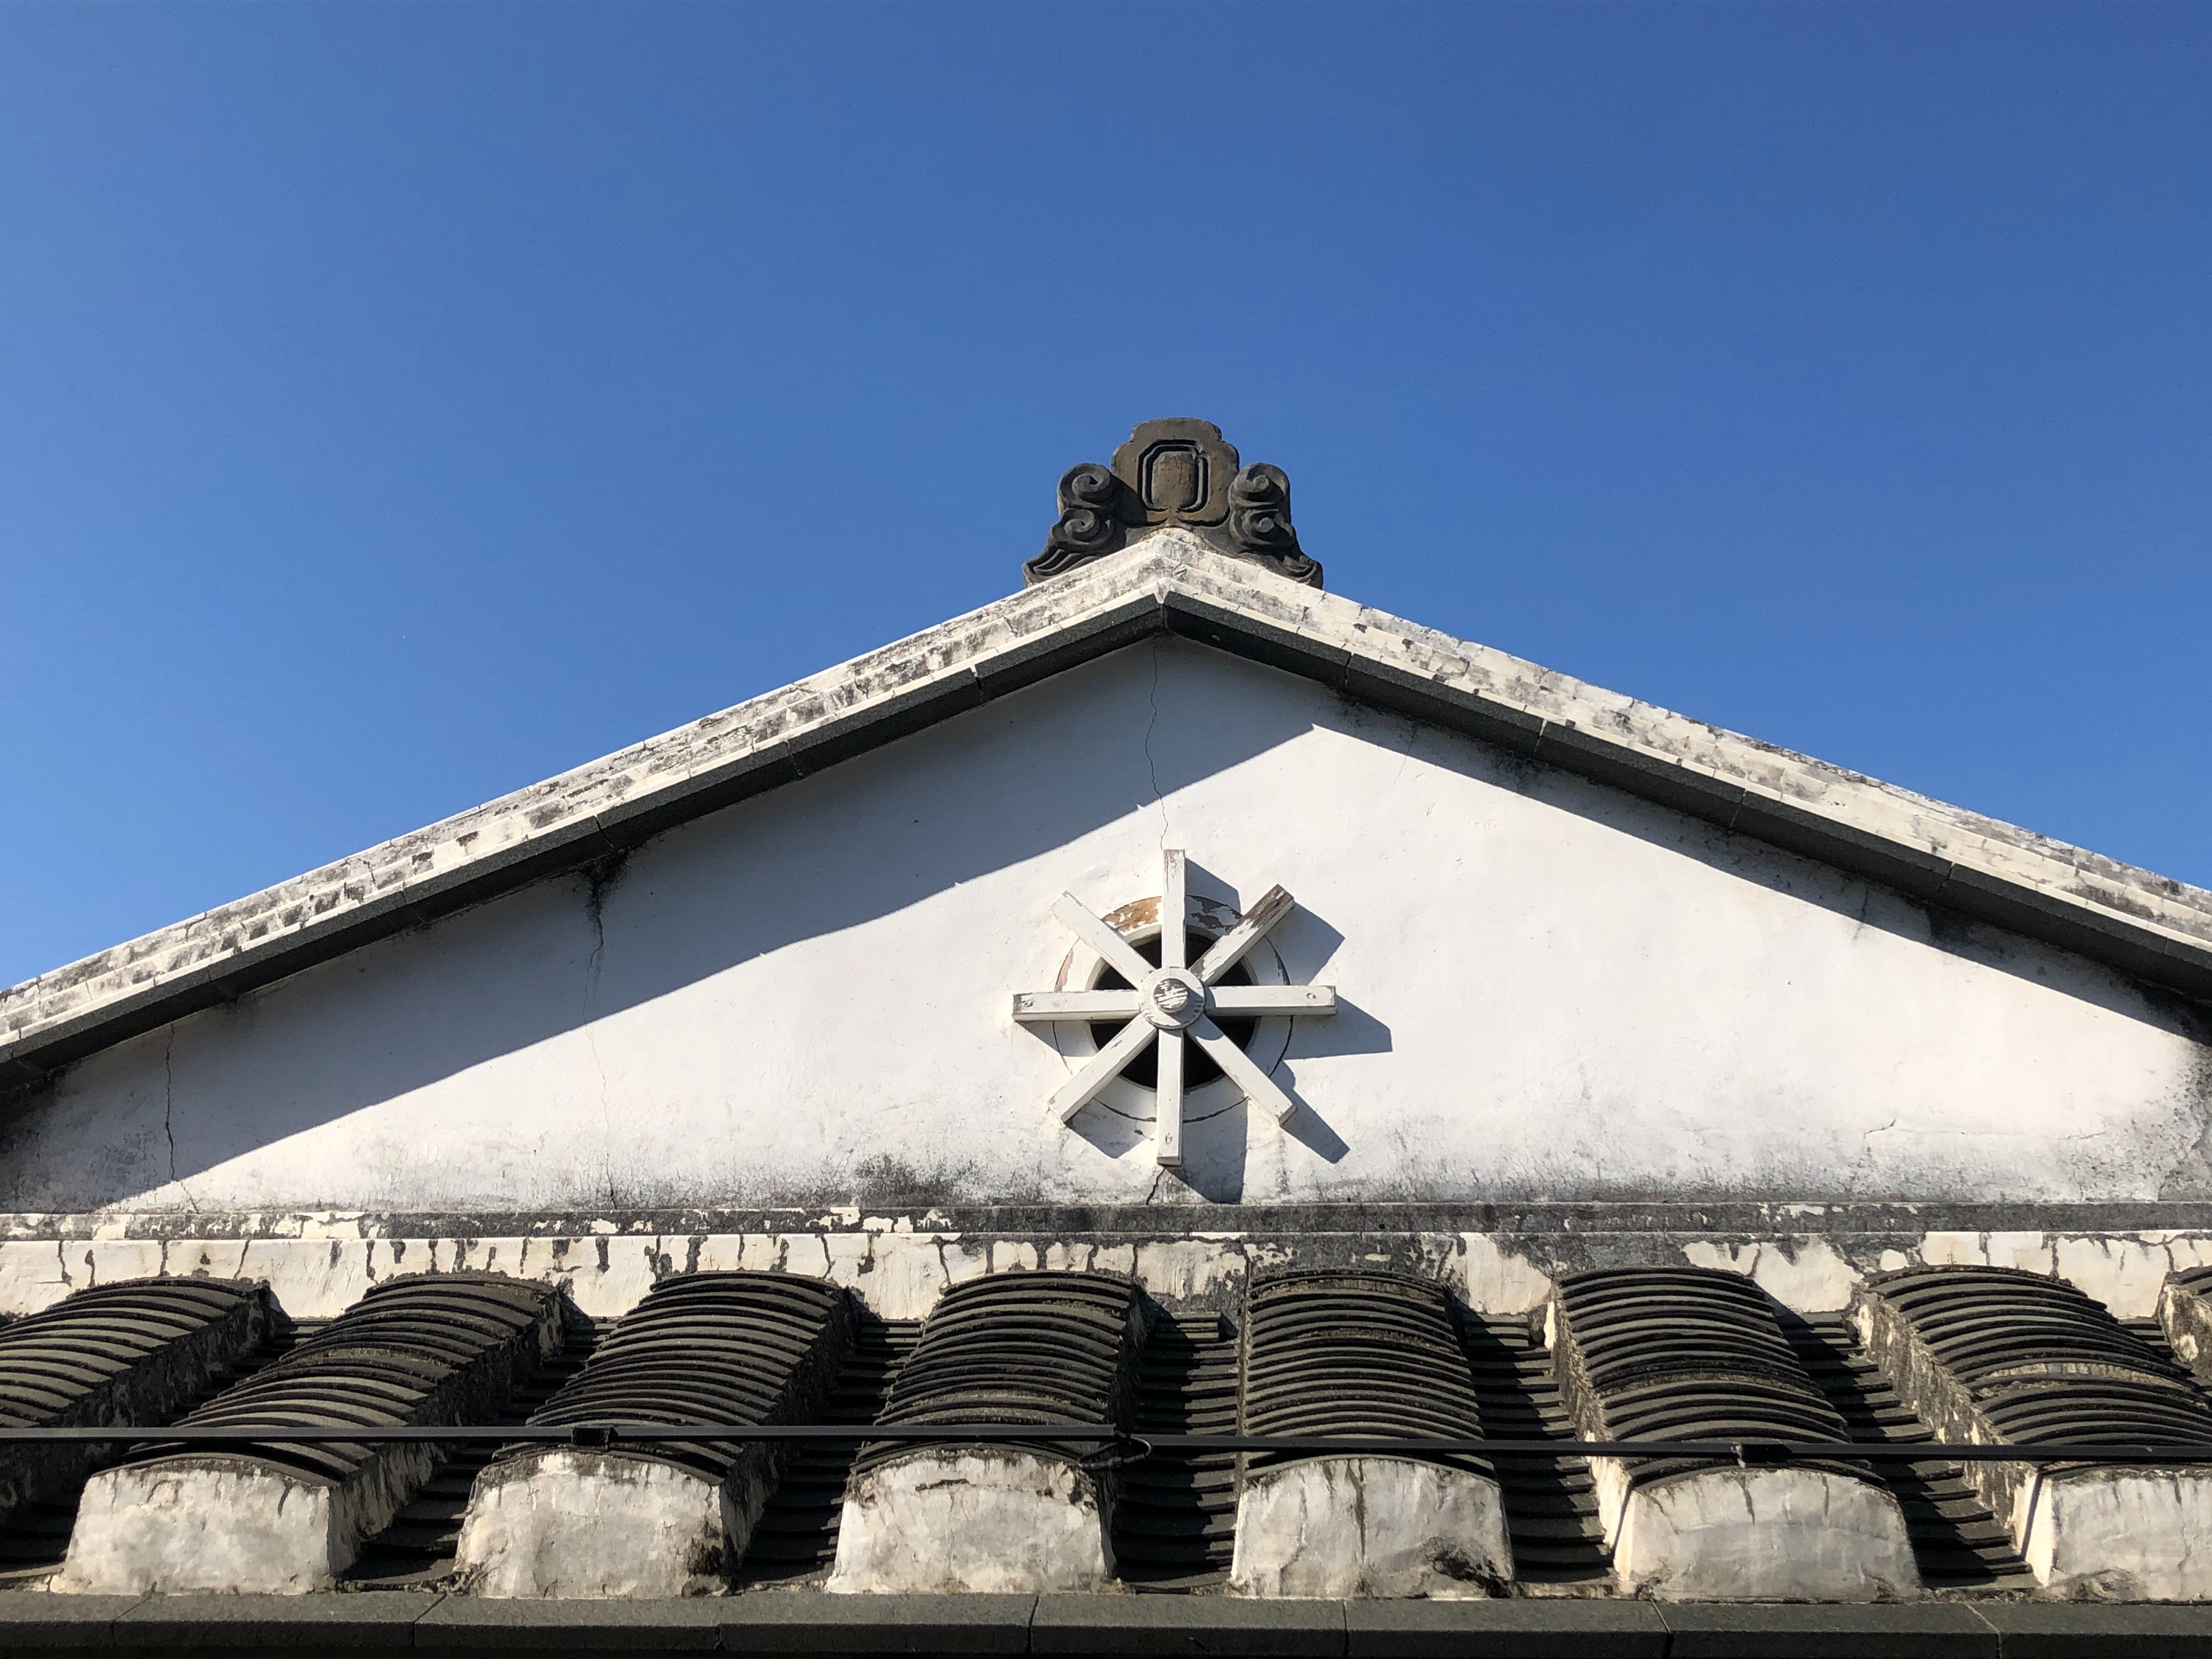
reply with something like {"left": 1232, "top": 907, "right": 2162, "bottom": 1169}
{"left": 5, "top": 1423, "right": 2212, "bottom": 1465}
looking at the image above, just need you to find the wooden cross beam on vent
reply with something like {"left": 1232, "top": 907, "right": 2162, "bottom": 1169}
{"left": 1011, "top": 849, "right": 1336, "bottom": 1168}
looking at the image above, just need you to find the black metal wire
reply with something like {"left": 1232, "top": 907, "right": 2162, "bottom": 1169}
{"left": 6, "top": 1422, "right": 2212, "bottom": 1465}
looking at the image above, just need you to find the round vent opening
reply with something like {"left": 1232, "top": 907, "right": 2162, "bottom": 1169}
{"left": 1088, "top": 928, "right": 1257, "bottom": 1090}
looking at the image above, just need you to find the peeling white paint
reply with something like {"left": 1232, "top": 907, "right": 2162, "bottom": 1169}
{"left": 827, "top": 1451, "right": 1112, "bottom": 1594}
{"left": 942, "top": 1241, "right": 990, "bottom": 1290}
{"left": 75, "top": 1239, "right": 164, "bottom": 1284}
{"left": 866, "top": 1238, "right": 953, "bottom": 1322}
{"left": 234, "top": 1239, "right": 369, "bottom": 1317}
{"left": 2017, "top": 1468, "right": 2212, "bottom": 1600}
{"left": 0, "top": 1242, "right": 73, "bottom": 1314}
{"left": 1917, "top": 1231, "right": 2049, "bottom": 1272}
{"left": 1680, "top": 1238, "right": 1862, "bottom": 1313}
{"left": 457, "top": 1451, "right": 744, "bottom": 1599}
{"left": 1042, "top": 1242, "right": 1093, "bottom": 1273}
{"left": 1460, "top": 1235, "right": 1552, "bottom": 1315}
{"left": 2054, "top": 1237, "right": 2186, "bottom": 1321}
{"left": 1133, "top": 1239, "right": 1245, "bottom": 1301}
{"left": 14, "top": 1222, "right": 2212, "bottom": 1335}
{"left": 61, "top": 1453, "right": 422, "bottom": 1595}
{"left": 1611, "top": 1470, "right": 1921, "bottom": 1601}
{"left": 1230, "top": 1457, "right": 1509, "bottom": 1599}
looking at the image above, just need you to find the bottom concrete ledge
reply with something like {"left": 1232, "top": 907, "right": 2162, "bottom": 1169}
{"left": 1657, "top": 1601, "right": 1998, "bottom": 1659}
{"left": 722, "top": 1592, "right": 1035, "bottom": 1653}
{"left": 4, "top": 1588, "right": 2212, "bottom": 1657}
{"left": 1348, "top": 1598, "right": 1669, "bottom": 1658}
{"left": 119, "top": 1592, "right": 439, "bottom": 1649}
{"left": 0, "top": 1593, "right": 147, "bottom": 1649}
{"left": 417, "top": 1596, "right": 722, "bottom": 1649}
{"left": 1974, "top": 1602, "right": 2212, "bottom": 1658}
{"left": 1034, "top": 1593, "right": 1342, "bottom": 1655}
{"left": 1346, "top": 1597, "right": 1669, "bottom": 1658}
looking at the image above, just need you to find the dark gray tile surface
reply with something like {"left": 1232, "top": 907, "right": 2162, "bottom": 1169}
{"left": 0, "top": 1592, "right": 148, "bottom": 1648}
{"left": 417, "top": 1596, "right": 722, "bottom": 1649}
{"left": 6, "top": 1587, "right": 2212, "bottom": 1657}
{"left": 1034, "top": 1592, "right": 1343, "bottom": 1655}
{"left": 722, "top": 1593, "right": 1035, "bottom": 1653}
{"left": 1346, "top": 1596, "right": 1669, "bottom": 1658}
{"left": 1975, "top": 1601, "right": 2212, "bottom": 1658}
{"left": 116, "top": 1591, "right": 439, "bottom": 1647}
{"left": 1658, "top": 1601, "right": 1999, "bottom": 1659}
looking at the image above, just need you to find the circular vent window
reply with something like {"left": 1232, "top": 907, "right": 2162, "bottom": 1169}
{"left": 1048, "top": 893, "right": 1294, "bottom": 1125}
{"left": 1089, "top": 928, "right": 1258, "bottom": 1088}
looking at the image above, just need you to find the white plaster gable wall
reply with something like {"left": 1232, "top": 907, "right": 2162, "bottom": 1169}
{"left": 4, "top": 640, "right": 2205, "bottom": 1215}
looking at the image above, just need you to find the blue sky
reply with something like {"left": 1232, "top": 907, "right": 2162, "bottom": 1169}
{"left": 1, "top": 1, "right": 2205, "bottom": 987}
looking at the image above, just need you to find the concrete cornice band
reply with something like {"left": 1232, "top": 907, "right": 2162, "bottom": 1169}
{"left": 8, "top": 1587, "right": 2212, "bottom": 1652}
{"left": 8, "top": 529, "right": 2212, "bottom": 1094}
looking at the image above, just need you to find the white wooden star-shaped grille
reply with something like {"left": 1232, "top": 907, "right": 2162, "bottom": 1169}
{"left": 1012, "top": 849, "right": 1336, "bottom": 1167}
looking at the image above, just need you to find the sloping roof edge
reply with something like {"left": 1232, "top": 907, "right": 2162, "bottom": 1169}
{"left": 7, "top": 529, "right": 2211, "bottom": 1092}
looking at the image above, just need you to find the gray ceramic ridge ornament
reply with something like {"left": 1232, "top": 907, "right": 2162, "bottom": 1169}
{"left": 1024, "top": 418, "right": 1322, "bottom": 588}
{"left": 1012, "top": 850, "right": 1337, "bottom": 1168}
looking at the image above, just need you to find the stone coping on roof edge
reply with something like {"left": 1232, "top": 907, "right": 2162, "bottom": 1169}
{"left": 9, "top": 529, "right": 2212, "bottom": 1091}
{"left": 3, "top": 1590, "right": 2210, "bottom": 1656}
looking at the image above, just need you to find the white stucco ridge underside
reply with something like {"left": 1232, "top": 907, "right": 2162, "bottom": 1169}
{"left": 7, "top": 529, "right": 2212, "bottom": 1091}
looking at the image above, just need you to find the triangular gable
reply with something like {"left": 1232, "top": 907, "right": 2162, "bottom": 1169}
{"left": 6, "top": 528, "right": 2210, "bottom": 1096}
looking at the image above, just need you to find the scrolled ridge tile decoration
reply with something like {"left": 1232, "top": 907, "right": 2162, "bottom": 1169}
{"left": 1856, "top": 1264, "right": 2212, "bottom": 1600}
{"left": 1026, "top": 418, "right": 1322, "bottom": 587}
{"left": 1553, "top": 1265, "right": 1920, "bottom": 1601}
